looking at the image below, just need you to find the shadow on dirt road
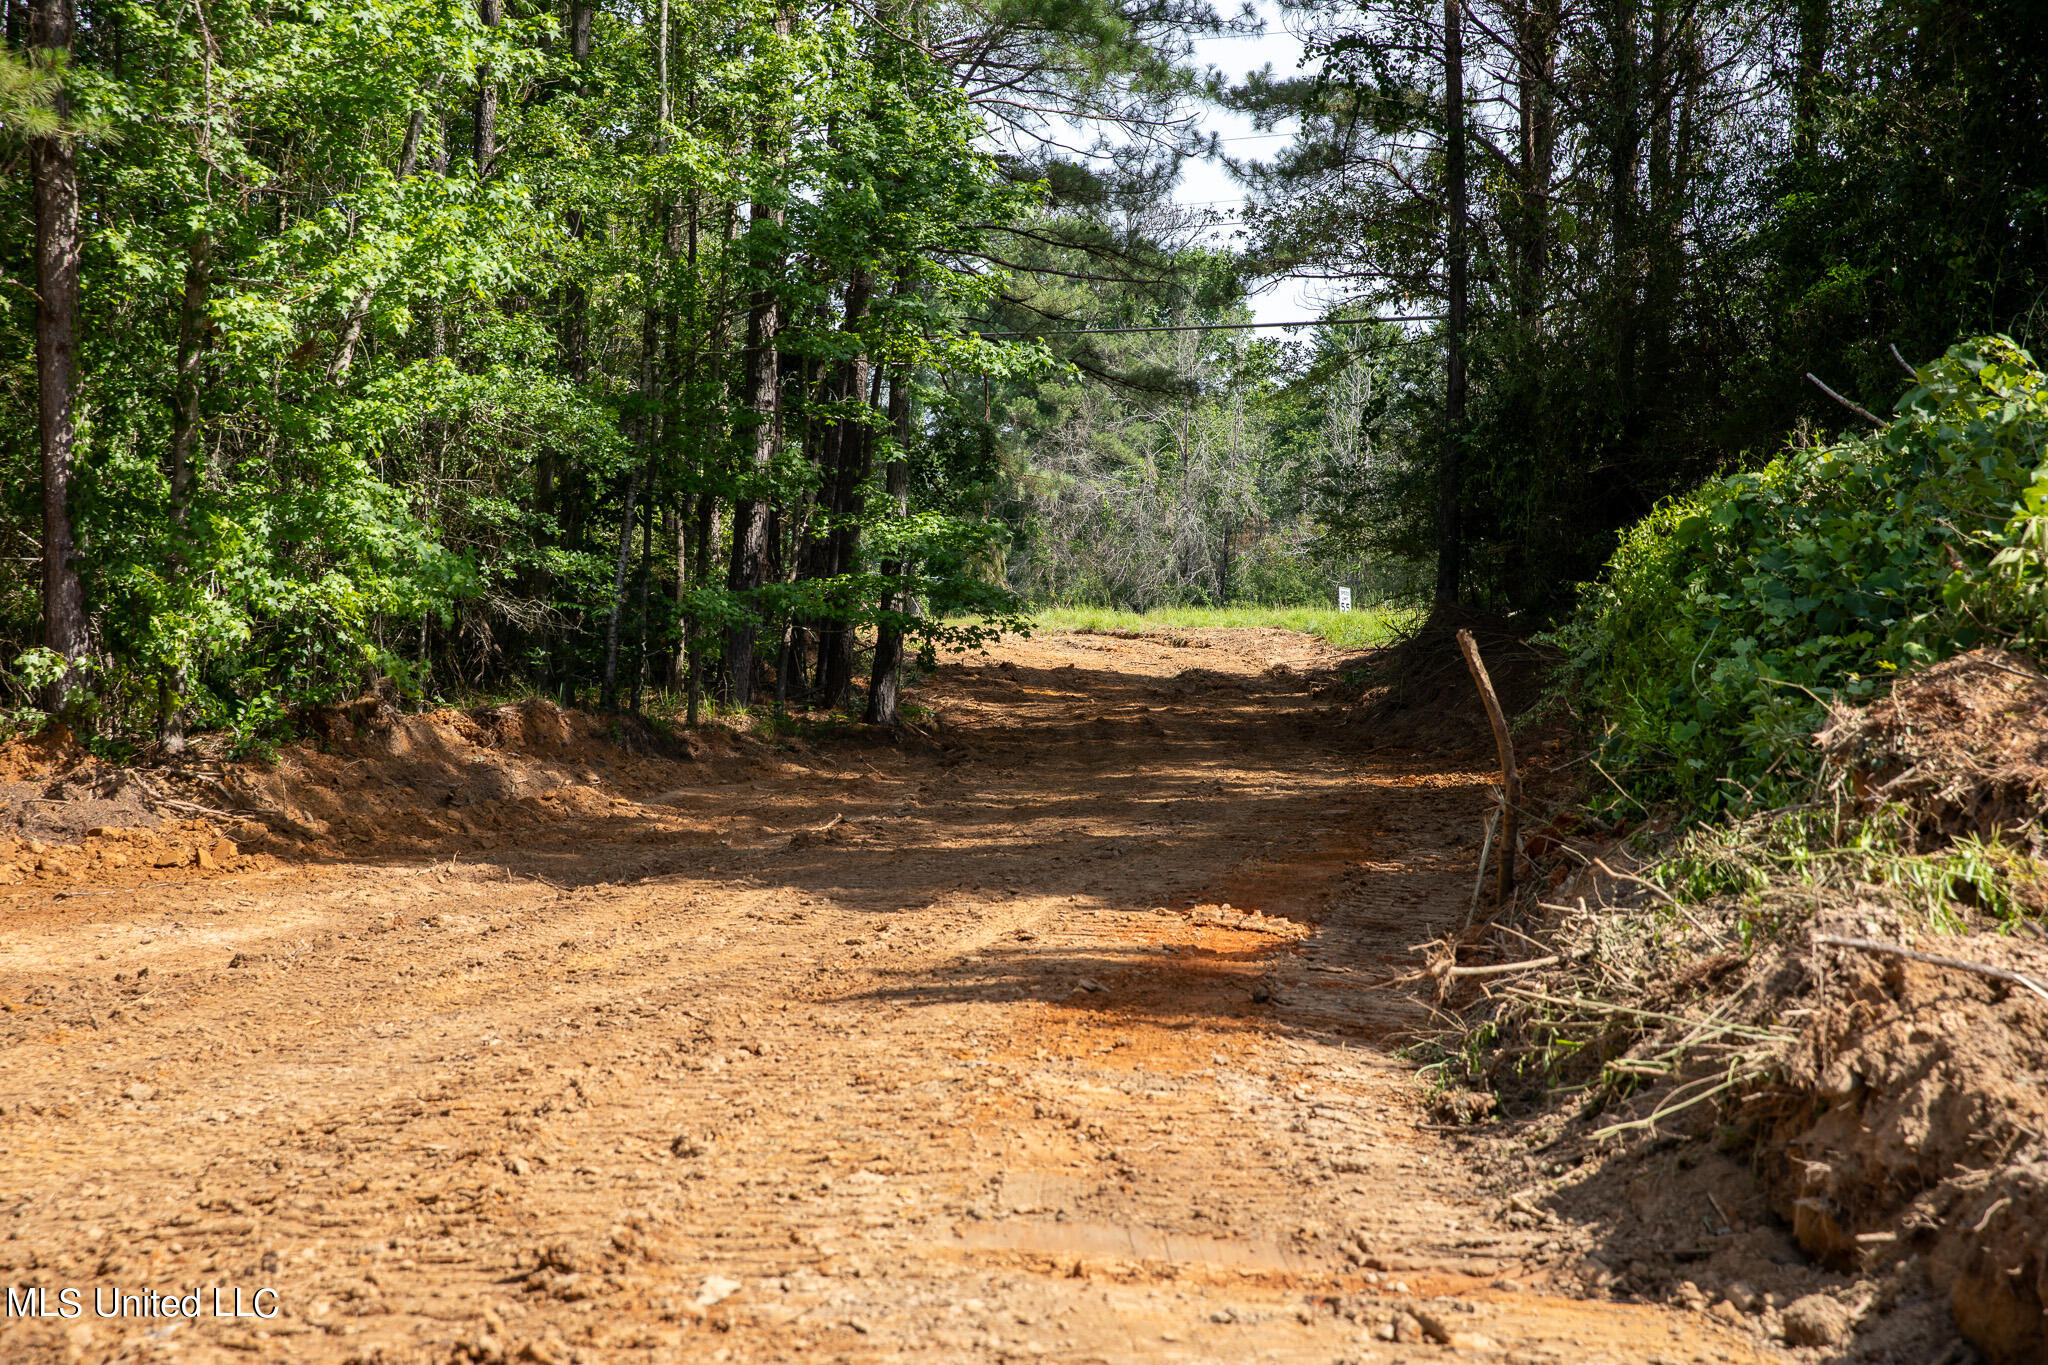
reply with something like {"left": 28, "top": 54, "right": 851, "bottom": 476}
{"left": 0, "top": 628, "right": 1784, "bottom": 1363}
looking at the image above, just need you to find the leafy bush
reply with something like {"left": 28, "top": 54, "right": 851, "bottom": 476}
{"left": 1559, "top": 337, "right": 2048, "bottom": 810}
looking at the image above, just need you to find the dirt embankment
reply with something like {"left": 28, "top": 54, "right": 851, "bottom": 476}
{"left": 1776, "top": 651, "right": 2048, "bottom": 1363}
{"left": 0, "top": 694, "right": 792, "bottom": 890}
{"left": 1440, "top": 647, "right": 2048, "bottom": 1365}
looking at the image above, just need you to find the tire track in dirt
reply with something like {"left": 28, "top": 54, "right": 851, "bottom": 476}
{"left": 0, "top": 629, "right": 1782, "bottom": 1363}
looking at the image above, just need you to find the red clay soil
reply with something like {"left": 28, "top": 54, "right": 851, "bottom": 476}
{"left": 0, "top": 629, "right": 1786, "bottom": 1363}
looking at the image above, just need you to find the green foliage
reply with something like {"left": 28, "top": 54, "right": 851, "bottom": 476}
{"left": 1750, "top": 0, "right": 2048, "bottom": 447}
{"left": 1560, "top": 337, "right": 2048, "bottom": 809}
{"left": 2, "top": 0, "right": 1072, "bottom": 733}
{"left": 225, "top": 691, "right": 294, "bottom": 764}
{"left": 0, "top": 48, "right": 63, "bottom": 141}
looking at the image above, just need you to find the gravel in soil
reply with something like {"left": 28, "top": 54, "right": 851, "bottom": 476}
{"left": 0, "top": 630, "right": 1778, "bottom": 1363}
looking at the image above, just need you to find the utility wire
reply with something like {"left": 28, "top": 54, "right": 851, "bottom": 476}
{"left": 980, "top": 316, "right": 1441, "bottom": 337}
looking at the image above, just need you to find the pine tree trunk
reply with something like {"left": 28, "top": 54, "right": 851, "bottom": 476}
{"left": 1436, "top": 0, "right": 1467, "bottom": 606}
{"left": 167, "top": 231, "right": 211, "bottom": 524}
{"left": 1792, "top": 0, "right": 1829, "bottom": 165}
{"left": 30, "top": 0, "right": 89, "bottom": 717}
{"left": 812, "top": 272, "right": 873, "bottom": 707}
{"left": 688, "top": 492, "right": 715, "bottom": 723}
{"left": 1514, "top": 0, "right": 1558, "bottom": 331}
{"left": 160, "top": 226, "right": 213, "bottom": 747}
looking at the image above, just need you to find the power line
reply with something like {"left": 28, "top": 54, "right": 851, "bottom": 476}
{"left": 982, "top": 316, "right": 1441, "bottom": 337}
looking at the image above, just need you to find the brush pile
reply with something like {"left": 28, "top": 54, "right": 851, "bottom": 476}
{"left": 1437, "top": 650, "right": 2048, "bottom": 1362}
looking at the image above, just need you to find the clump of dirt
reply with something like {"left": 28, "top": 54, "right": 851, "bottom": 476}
{"left": 0, "top": 821, "right": 244, "bottom": 887}
{"left": 1765, "top": 942, "right": 2048, "bottom": 1363}
{"left": 0, "top": 718, "right": 252, "bottom": 885}
{"left": 1350, "top": 605, "right": 1558, "bottom": 753}
{"left": 1450, "top": 871, "right": 2046, "bottom": 1359}
{"left": 0, "top": 726, "right": 165, "bottom": 842}
{"left": 1818, "top": 647, "right": 2048, "bottom": 846}
{"left": 0, "top": 727, "right": 226, "bottom": 884}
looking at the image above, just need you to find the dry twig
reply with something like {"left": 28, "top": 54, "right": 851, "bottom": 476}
{"left": 1445, "top": 955, "right": 1560, "bottom": 979}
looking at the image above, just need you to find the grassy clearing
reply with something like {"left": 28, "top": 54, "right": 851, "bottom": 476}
{"left": 1026, "top": 604, "right": 1419, "bottom": 651}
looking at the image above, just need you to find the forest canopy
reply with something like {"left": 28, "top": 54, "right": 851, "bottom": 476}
{"left": 3, "top": 0, "right": 2044, "bottom": 746}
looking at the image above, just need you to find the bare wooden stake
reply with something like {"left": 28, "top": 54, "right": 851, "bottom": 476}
{"left": 1456, "top": 628, "right": 1519, "bottom": 904}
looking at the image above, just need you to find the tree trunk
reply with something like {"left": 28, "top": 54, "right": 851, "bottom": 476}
{"left": 1792, "top": 0, "right": 1829, "bottom": 165}
{"left": 812, "top": 271, "right": 874, "bottom": 707}
{"left": 669, "top": 500, "right": 686, "bottom": 685}
{"left": 724, "top": 173, "right": 786, "bottom": 704}
{"left": 687, "top": 492, "right": 715, "bottom": 723}
{"left": 473, "top": 0, "right": 503, "bottom": 177}
{"left": 600, "top": 468, "right": 642, "bottom": 710}
{"left": 167, "top": 230, "right": 212, "bottom": 524}
{"left": 606, "top": 271, "right": 665, "bottom": 709}
{"left": 329, "top": 109, "right": 427, "bottom": 384}
{"left": 631, "top": 489, "right": 653, "bottom": 714}
{"left": 159, "top": 226, "right": 213, "bottom": 748}
{"left": 560, "top": 0, "right": 593, "bottom": 379}
{"left": 30, "top": 0, "right": 89, "bottom": 717}
{"left": 1513, "top": 0, "right": 1559, "bottom": 330}
{"left": 568, "top": 0, "right": 592, "bottom": 65}
{"left": 1435, "top": 0, "right": 1467, "bottom": 606}
{"left": 864, "top": 368, "right": 914, "bottom": 726}
{"left": 1604, "top": 0, "right": 1643, "bottom": 431}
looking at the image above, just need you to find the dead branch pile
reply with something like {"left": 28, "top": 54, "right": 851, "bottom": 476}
{"left": 1816, "top": 647, "right": 2048, "bottom": 845}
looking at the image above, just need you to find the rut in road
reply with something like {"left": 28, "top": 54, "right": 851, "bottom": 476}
{"left": 0, "top": 628, "right": 1778, "bottom": 1363}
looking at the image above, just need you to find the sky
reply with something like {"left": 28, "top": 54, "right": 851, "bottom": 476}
{"left": 1178, "top": 8, "right": 1322, "bottom": 325}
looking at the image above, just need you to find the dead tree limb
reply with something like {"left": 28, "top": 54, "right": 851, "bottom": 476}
{"left": 1447, "top": 955, "right": 1559, "bottom": 978}
{"left": 1815, "top": 934, "right": 2048, "bottom": 1006}
{"left": 1805, "top": 372, "right": 1884, "bottom": 427}
{"left": 1456, "top": 628, "right": 1519, "bottom": 904}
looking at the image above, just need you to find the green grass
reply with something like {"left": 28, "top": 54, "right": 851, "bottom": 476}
{"left": 1025, "top": 603, "right": 1419, "bottom": 650}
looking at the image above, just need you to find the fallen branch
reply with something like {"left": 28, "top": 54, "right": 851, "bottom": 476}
{"left": 1496, "top": 987, "right": 1792, "bottom": 1040}
{"left": 149, "top": 797, "right": 240, "bottom": 821}
{"left": 1815, "top": 934, "right": 2048, "bottom": 1006}
{"left": 1592, "top": 857, "right": 1676, "bottom": 906}
{"left": 1445, "top": 955, "right": 1559, "bottom": 978}
{"left": 1805, "top": 372, "right": 1885, "bottom": 427}
{"left": 1590, "top": 1067, "right": 1754, "bottom": 1143}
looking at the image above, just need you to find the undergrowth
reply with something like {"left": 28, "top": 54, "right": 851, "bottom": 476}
{"left": 1557, "top": 336, "right": 2048, "bottom": 816}
{"left": 1426, "top": 787, "right": 2048, "bottom": 1144}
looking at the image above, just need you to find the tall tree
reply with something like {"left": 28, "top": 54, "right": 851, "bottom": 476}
{"left": 26, "top": 0, "right": 87, "bottom": 714}
{"left": 474, "top": 0, "right": 502, "bottom": 177}
{"left": 723, "top": 9, "right": 796, "bottom": 707}
{"left": 1437, "top": 0, "right": 1466, "bottom": 605}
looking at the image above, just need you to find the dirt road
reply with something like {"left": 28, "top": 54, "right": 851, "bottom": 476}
{"left": 0, "top": 630, "right": 1779, "bottom": 1364}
